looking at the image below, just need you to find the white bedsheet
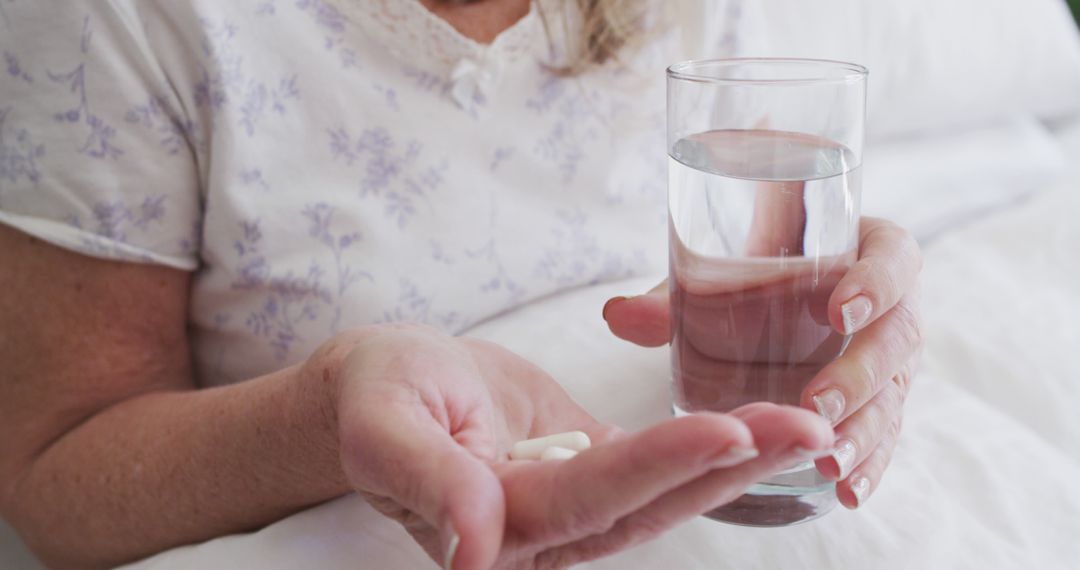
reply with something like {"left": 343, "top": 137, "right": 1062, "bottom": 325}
{"left": 4, "top": 122, "right": 1079, "bottom": 569}
{"left": 114, "top": 121, "right": 1080, "bottom": 569}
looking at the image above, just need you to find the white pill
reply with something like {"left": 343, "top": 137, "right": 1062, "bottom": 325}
{"left": 510, "top": 431, "right": 591, "bottom": 460}
{"left": 540, "top": 446, "right": 579, "bottom": 461}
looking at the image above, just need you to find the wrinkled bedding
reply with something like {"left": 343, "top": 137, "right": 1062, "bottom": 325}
{"left": 4, "top": 119, "right": 1079, "bottom": 569}
{"left": 93, "top": 120, "right": 1080, "bottom": 569}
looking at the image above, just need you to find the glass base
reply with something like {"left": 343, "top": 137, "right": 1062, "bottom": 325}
{"left": 674, "top": 404, "right": 837, "bottom": 527}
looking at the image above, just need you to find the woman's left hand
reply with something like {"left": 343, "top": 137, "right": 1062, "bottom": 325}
{"left": 603, "top": 217, "right": 923, "bottom": 508}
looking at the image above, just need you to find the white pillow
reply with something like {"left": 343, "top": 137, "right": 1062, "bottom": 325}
{"left": 860, "top": 116, "right": 1068, "bottom": 241}
{"left": 714, "top": 0, "right": 1080, "bottom": 140}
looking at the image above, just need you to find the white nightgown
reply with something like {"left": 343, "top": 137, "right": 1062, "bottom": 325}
{"left": 0, "top": 0, "right": 745, "bottom": 386}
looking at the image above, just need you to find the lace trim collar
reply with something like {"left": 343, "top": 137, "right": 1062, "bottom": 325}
{"left": 344, "top": 0, "right": 549, "bottom": 75}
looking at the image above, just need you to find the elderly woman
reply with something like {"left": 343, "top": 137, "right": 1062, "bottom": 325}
{"left": 0, "top": 1, "right": 921, "bottom": 568}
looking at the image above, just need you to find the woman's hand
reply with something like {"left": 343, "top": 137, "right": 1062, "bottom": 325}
{"left": 311, "top": 324, "right": 833, "bottom": 570}
{"left": 603, "top": 217, "right": 922, "bottom": 509}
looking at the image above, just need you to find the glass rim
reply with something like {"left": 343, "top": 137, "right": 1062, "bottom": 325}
{"left": 667, "top": 58, "right": 868, "bottom": 86}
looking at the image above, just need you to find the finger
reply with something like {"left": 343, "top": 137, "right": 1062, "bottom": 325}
{"left": 632, "top": 404, "right": 835, "bottom": 516}
{"left": 829, "top": 217, "right": 922, "bottom": 335}
{"left": 815, "top": 374, "right": 908, "bottom": 481}
{"left": 337, "top": 335, "right": 506, "bottom": 570}
{"left": 603, "top": 280, "right": 670, "bottom": 347}
{"left": 744, "top": 179, "right": 807, "bottom": 257}
{"left": 498, "top": 412, "right": 756, "bottom": 545}
{"left": 539, "top": 405, "right": 834, "bottom": 567}
{"left": 342, "top": 412, "right": 505, "bottom": 570}
{"left": 837, "top": 415, "right": 901, "bottom": 509}
{"left": 802, "top": 293, "right": 921, "bottom": 425}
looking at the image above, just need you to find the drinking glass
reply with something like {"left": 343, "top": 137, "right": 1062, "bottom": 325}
{"left": 667, "top": 58, "right": 867, "bottom": 527}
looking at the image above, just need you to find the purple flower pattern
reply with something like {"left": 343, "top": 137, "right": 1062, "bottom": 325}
{"left": 125, "top": 96, "right": 206, "bottom": 156}
{"left": 402, "top": 66, "right": 453, "bottom": 98}
{"left": 372, "top": 83, "right": 400, "bottom": 111}
{"left": 58, "top": 194, "right": 175, "bottom": 264}
{"left": 327, "top": 126, "right": 448, "bottom": 227}
{"left": 464, "top": 190, "right": 529, "bottom": 307}
{"left": 379, "top": 277, "right": 465, "bottom": 332}
{"left": 0, "top": 0, "right": 673, "bottom": 380}
{"left": 295, "top": 0, "right": 346, "bottom": 36}
{"left": 718, "top": 2, "right": 744, "bottom": 53}
{"left": 255, "top": 2, "right": 276, "bottom": 17}
{"left": 301, "top": 202, "right": 373, "bottom": 333}
{"left": 534, "top": 209, "right": 644, "bottom": 287}
{"left": 294, "top": 0, "right": 367, "bottom": 72}
{"left": 179, "top": 219, "right": 204, "bottom": 257}
{"left": 83, "top": 195, "right": 169, "bottom": 241}
{"left": 239, "top": 168, "right": 270, "bottom": 190}
{"left": 47, "top": 63, "right": 122, "bottom": 160}
{"left": 4, "top": 51, "right": 32, "bottom": 83}
{"left": 231, "top": 217, "right": 335, "bottom": 362}
{"left": 79, "top": 13, "right": 93, "bottom": 54}
{"left": 467, "top": 236, "right": 527, "bottom": 304}
{"left": 301, "top": 202, "right": 371, "bottom": 294}
{"left": 44, "top": 17, "right": 123, "bottom": 160}
{"left": 230, "top": 201, "right": 380, "bottom": 358}
{"left": 527, "top": 76, "right": 603, "bottom": 185}
{"left": 490, "top": 146, "right": 515, "bottom": 172}
{"left": 194, "top": 18, "right": 300, "bottom": 137}
{"left": 0, "top": 106, "right": 45, "bottom": 188}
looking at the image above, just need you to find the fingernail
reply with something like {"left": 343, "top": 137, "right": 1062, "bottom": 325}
{"left": 841, "top": 295, "right": 873, "bottom": 335}
{"left": 831, "top": 439, "right": 858, "bottom": 480}
{"left": 443, "top": 530, "right": 460, "bottom": 570}
{"left": 715, "top": 445, "right": 759, "bottom": 465}
{"left": 793, "top": 446, "right": 833, "bottom": 460}
{"left": 812, "top": 389, "right": 846, "bottom": 424}
{"left": 850, "top": 476, "right": 871, "bottom": 508}
{"left": 602, "top": 296, "right": 627, "bottom": 321}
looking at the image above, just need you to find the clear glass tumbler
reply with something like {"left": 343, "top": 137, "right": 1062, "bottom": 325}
{"left": 667, "top": 59, "right": 867, "bottom": 527}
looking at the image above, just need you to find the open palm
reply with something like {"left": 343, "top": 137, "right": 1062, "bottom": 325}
{"left": 331, "top": 325, "right": 833, "bottom": 570}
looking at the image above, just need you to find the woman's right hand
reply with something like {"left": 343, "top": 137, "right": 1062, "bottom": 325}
{"left": 308, "top": 324, "right": 834, "bottom": 569}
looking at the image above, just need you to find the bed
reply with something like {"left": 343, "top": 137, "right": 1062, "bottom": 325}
{"left": 3, "top": 1, "right": 1080, "bottom": 568}
{"left": 94, "top": 117, "right": 1080, "bottom": 570}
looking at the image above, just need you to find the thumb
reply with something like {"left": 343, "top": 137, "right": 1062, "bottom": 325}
{"left": 427, "top": 441, "right": 505, "bottom": 570}
{"left": 602, "top": 280, "right": 670, "bottom": 347}
{"left": 341, "top": 412, "right": 505, "bottom": 570}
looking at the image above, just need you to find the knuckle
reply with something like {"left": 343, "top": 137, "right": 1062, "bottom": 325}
{"left": 887, "top": 350, "right": 922, "bottom": 398}
{"left": 858, "top": 216, "right": 889, "bottom": 245}
{"left": 560, "top": 499, "right": 614, "bottom": 537}
{"left": 885, "top": 220, "right": 922, "bottom": 262}
{"left": 534, "top": 548, "right": 575, "bottom": 570}
{"left": 890, "top": 300, "right": 924, "bottom": 353}
{"left": 850, "top": 350, "right": 881, "bottom": 397}
{"left": 886, "top": 416, "right": 903, "bottom": 443}
{"left": 873, "top": 432, "right": 898, "bottom": 472}
{"left": 890, "top": 367, "right": 913, "bottom": 401}
{"left": 551, "top": 473, "right": 615, "bottom": 537}
{"left": 622, "top": 511, "right": 670, "bottom": 544}
{"left": 860, "top": 221, "right": 921, "bottom": 304}
{"left": 883, "top": 376, "right": 907, "bottom": 414}
{"left": 866, "top": 396, "right": 894, "bottom": 441}
{"left": 881, "top": 408, "right": 907, "bottom": 442}
{"left": 857, "top": 261, "right": 893, "bottom": 307}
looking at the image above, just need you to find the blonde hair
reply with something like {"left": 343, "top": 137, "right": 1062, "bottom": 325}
{"left": 539, "top": 0, "right": 649, "bottom": 74}
{"left": 567, "top": 0, "right": 645, "bottom": 71}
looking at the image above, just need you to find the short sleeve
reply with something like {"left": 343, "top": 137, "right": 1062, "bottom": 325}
{"left": 0, "top": 1, "right": 202, "bottom": 270}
